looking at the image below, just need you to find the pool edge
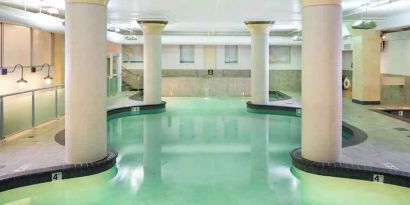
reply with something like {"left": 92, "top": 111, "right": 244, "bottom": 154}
{"left": 291, "top": 148, "right": 410, "bottom": 188}
{"left": 0, "top": 102, "right": 166, "bottom": 193}
{"left": 0, "top": 150, "right": 118, "bottom": 192}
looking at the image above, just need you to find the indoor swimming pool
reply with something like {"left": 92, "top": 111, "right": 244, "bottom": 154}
{"left": 0, "top": 98, "right": 409, "bottom": 205}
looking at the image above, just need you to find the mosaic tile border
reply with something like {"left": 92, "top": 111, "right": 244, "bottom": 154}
{"left": 291, "top": 148, "right": 410, "bottom": 188}
{"left": 245, "top": 102, "right": 410, "bottom": 188}
{"left": 0, "top": 102, "right": 166, "bottom": 193}
{"left": 371, "top": 108, "right": 410, "bottom": 124}
{"left": 0, "top": 150, "right": 117, "bottom": 192}
{"left": 352, "top": 99, "right": 381, "bottom": 105}
{"left": 107, "top": 101, "right": 166, "bottom": 116}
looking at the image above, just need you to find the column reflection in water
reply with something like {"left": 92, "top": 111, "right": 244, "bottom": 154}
{"left": 250, "top": 115, "right": 269, "bottom": 186}
{"left": 143, "top": 114, "right": 162, "bottom": 185}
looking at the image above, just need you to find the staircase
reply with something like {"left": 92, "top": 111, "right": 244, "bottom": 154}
{"left": 121, "top": 67, "right": 143, "bottom": 92}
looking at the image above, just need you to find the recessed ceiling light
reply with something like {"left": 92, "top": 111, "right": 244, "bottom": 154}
{"left": 47, "top": 7, "right": 59, "bottom": 15}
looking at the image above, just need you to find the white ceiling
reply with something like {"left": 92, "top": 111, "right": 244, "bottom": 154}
{"left": 1, "top": 0, "right": 410, "bottom": 36}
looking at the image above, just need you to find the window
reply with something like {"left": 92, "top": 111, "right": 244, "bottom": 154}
{"left": 123, "top": 45, "right": 143, "bottom": 63}
{"left": 224, "top": 45, "right": 238, "bottom": 63}
{"left": 180, "top": 45, "right": 195, "bottom": 63}
{"left": 269, "top": 46, "right": 291, "bottom": 63}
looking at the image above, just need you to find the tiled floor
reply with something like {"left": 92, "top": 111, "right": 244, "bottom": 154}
{"left": 0, "top": 91, "right": 409, "bottom": 179}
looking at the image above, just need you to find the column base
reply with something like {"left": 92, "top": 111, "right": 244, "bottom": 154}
{"left": 352, "top": 99, "right": 381, "bottom": 105}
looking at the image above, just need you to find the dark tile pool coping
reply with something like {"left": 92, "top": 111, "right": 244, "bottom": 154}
{"left": 247, "top": 102, "right": 367, "bottom": 148}
{"left": 107, "top": 101, "right": 166, "bottom": 115}
{"left": 0, "top": 102, "right": 167, "bottom": 193}
{"left": 247, "top": 101, "right": 301, "bottom": 116}
{"left": 247, "top": 102, "right": 410, "bottom": 188}
{"left": 291, "top": 148, "right": 410, "bottom": 188}
{"left": 371, "top": 108, "right": 410, "bottom": 124}
{"left": 269, "top": 91, "right": 292, "bottom": 101}
{"left": 0, "top": 150, "right": 117, "bottom": 192}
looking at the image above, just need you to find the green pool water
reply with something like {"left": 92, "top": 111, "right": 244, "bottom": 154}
{"left": 1, "top": 98, "right": 409, "bottom": 205}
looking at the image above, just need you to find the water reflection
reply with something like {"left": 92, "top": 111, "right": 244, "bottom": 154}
{"left": 2, "top": 99, "right": 408, "bottom": 205}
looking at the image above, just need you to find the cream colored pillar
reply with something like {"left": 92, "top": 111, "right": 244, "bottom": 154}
{"left": 65, "top": 0, "right": 108, "bottom": 163}
{"left": 301, "top": 0, "right": 342, "bottom": 163}
{"left": 352, "top": 30, "right": 381, "bottom": 105}
{"left": 143, "top": 115, "right": 162, "bottom": 184}
{"left": 138, "top": 21, "right": 167, "bottom": 104}
{"left": 245, "top": 21, "right": 274, "bottom": 105}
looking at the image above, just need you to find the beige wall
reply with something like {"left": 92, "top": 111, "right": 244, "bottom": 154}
{"left": 53, "top": 33, "right": 65, "bottom": 85}
{"left": 352, "top": 30, "right": 382, "bottom": 103}
{"left": 0, "top": 23, "right": 60, "bottom": 95}
{"left": 107, "top": 41, "right": 122, "bottom": 54}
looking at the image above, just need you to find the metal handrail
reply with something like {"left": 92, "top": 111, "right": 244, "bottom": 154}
{"left": 0, "top": 84, "right": 64, "bottom": 98}
{"left": 122, "top": 66, "right": 141, "bottom": 77}
{"left": 0, "top": 84, "right": 65, "bottom": 139}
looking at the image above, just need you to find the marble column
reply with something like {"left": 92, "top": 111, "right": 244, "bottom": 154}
{"left": 137, "top": 21, "right": 167, "bottom": 104}
{"left": 245, "top": 21, "right": 274, "bottom": 105}
{"left": 352, "top": 30, "right": 381, "bottom": 105}
{"left": 65, "top": 0, "right": 108, "bottom": 163}
{"left": 301, "top": 0, "right": 342, "bottom": 162}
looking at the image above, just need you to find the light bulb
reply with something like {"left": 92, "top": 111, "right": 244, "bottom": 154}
{"left": 44, "top": 76, "right": 53, "bottom": 85}
{"left": 45, "top": 78, "right": 52, "bottom": 85}
{"left": 17, "top": 79, "right": 28, "bottom": 88}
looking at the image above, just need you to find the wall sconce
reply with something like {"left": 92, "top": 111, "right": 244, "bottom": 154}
{"left": 1, "top": 64, "right": 28, "bottom": 88}
{"left": 32, "top": 63, "right": 53, "bottom": 85}
{"left": 11, "top": 64, "right": 28, "bottom": 88}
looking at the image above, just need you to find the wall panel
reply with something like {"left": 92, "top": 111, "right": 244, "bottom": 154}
{"left": 3, "top": 24, "right": 30, "bottom": 67}
{"left": 32, "top": 28, "right": 52, "bottom": 65}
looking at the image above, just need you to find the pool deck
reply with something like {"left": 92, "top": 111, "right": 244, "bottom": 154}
{"left": 0, "top": 91, "right": 409, "bottom": 183}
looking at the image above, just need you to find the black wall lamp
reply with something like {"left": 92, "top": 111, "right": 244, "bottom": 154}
{"left": 32, "top": 63, "right": 53, "bottom": 85}
{"left": 3, "top": 64, "right": 28, "bottom": 88}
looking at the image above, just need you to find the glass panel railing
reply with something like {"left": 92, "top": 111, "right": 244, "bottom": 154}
{"left": 0, "top": 85, "right": 65, "bottom": 139}
{"left": 34, "top": 88, "right": 56, "bottom": 126}
{"left": 3, "top": 93, "right": 33, "bottom": 136}
{"left": 107, "top": 76, "right": 120, "bottom": 97}
{"left": 57, "top": 87, "right": 65, "bottom": 116}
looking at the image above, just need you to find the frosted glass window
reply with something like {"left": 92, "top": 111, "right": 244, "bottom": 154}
{"left": 269, "top": 46, "right": 291, "bottom": 63}
{"left": 224, "top": 45, "right": 238, "bottom": 63}
{"left": 180, "top": 45, "right": 195, "bottom": 63}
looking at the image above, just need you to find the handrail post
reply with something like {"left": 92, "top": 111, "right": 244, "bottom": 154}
{"left": 0, "top": 97, "right": 4, "bottom": 140}
{"left": 55, "top": 87, "right": 58, "bottom": 118}
{"left": 31, "top": 91, "right": 35, "bottom": 128}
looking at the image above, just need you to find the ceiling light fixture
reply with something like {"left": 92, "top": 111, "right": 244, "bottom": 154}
{"left": 125, "top": 29, "right": 138, "bottom": 40}
{"left": 351, "top": 5, "right": 377, "bottom": 29}
{"left": 47, "top": 7, "right": 59, "bottom": 15}
{"left": 292, "top": 30, "right": 302, "bottom": 42}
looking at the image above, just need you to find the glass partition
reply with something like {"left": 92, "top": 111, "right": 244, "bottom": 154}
{"left": 107, "top": 76, "right": 119, "bottom": 97}
{"left": 0, "top": 85, "right": 65, "bottom": 138}
{"left": 57, "top": 88, "right": 65, "bottom": 116}
{"left": 3, "top": 93, "right": 33, "bottom": 136}
{"left": 34, "top": 88, "right": 56, "bottom": 126}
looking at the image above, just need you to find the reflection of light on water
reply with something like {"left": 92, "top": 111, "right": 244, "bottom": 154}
{"left": 5, "top": 198, "right": 32, "bottom": 205}
{"left": 111, "top": 165, "right": 144, "bottom": 193}
{"left": 270, "top": 166, "right": 293, "bottom": 178}
{"left": 131, "top": 167, "right": 144, "bottom": 191}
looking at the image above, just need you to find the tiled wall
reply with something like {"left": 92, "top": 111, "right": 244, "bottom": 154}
{"left": 269, "top": 70, "right": 301, "bottom": 92}
{"left": 124, "top": 69, "right": 303, "bottom": 96}
{"left": 381, "top": 74, "right": 409, "bottom": 105}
